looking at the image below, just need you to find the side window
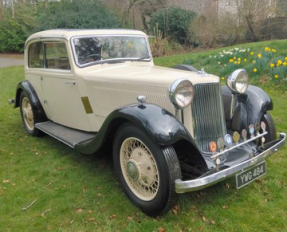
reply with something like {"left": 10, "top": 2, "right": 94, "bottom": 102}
{"left": 29, "top": 42, "right": 44, "bottom": 68}
{"left": 44, "top": 42, "right": 71, "bottom": 70}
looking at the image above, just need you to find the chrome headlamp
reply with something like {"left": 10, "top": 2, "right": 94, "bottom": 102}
{"left": 169, "top": 79, "right": 194, "bottom": 109}
{"left": 227, "top": 69, "right": 249, "bottom": 94}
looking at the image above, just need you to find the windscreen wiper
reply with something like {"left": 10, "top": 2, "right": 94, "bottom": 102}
{"left": 133, "top": 56, "right": 151, "bottom": 61}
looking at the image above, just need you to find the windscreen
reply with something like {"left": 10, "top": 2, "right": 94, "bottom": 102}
{"left": 72, "top": 36, "right": 150, "bottom": 66}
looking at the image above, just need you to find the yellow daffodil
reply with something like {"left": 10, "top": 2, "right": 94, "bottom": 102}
{"left": 244, "top": 59, "right": 247, "bottom": 62}
{"left": 270, "top": 63, "right": 275, "bottom": 68}
{"left": 285, "top": 57, "right": 287, "bottom": 62}
{"left": 272, "top": 49, "right": 276, "bottom": 53}
{"left": 277, "top": 60, "right": 283, "bottom": 66}
{"left": 221, "top": 77, "right": 225, "bottom": 80}
{"left": 253, "top": 68, "right": 257, "bottom": 73}
{"left": 238, "top": 58, "right": 241, "bottom": 61}
{"left": 234, "top": 61, "right": 237, "bottom": 64}
{"left": 265, "top": 47, "right": 269, "bottom": 51}
{"left": 252, "top": 60, "right": 256, "bottom": 64}
{"left": 233, "top": 57, "right": 236, "bottom": 60}
{"left": 275, "top": 75, "right": 279, "bottom": 79}
{"left": 229, "top": 59, "right": 234, "bottom": 63}
{"left": 283, "top": 62, "right": 287, "bottom": 66}
{"left": 250, "top": 52, "right": 254, "bottom": 55}
{"left": 238, "top": 62, "right": 241, "bottom": 65}
{"left": 258, "top": 53, "right": 262, "bottom": 59}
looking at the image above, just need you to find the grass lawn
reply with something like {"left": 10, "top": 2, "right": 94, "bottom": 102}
{"left": 1, "top": 40, "right": 287, "bottom": 232}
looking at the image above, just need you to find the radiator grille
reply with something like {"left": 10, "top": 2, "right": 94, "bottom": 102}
{"left": 192, "top": 83, "right": 226, "bottom": 152}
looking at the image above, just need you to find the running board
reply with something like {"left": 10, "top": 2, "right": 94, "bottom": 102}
{"left": 35, "top": 121, "right": 97, "bottom": 148}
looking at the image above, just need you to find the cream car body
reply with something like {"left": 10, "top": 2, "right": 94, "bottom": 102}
{"left": 24, "top": 29, "right": 217, "bottom": 134}
{"left": 12, "top": 29, "right": 285, "bottom": 216}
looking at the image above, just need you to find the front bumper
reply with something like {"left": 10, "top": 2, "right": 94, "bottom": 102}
{"left": 175, "top": 133, "right": 286, "bottom": 193}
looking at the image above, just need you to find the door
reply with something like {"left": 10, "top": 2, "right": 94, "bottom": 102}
{"left": 41, "top": 42, "right": 90, "bottom": 131}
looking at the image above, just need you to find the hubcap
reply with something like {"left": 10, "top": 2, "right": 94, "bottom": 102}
{"left": 127, "top": 160, "right": 139, "bottom": 181}
{"left": 120, "top": 137, "right": 159, "bottom": 201}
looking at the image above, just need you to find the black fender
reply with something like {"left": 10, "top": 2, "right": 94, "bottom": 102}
{"left": 222, "top": 85, "right": 273, "bottom": 131}
{"left": 75, "top": 103, "right": 200, "bottom": 155}
{"left": 15, "top": 80, "right": 47, "bottom": 122}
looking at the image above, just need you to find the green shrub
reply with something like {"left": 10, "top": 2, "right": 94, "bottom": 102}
{"left": 0, "top": 3, "right": 36, "bottom": 52}
{"left": 36, "top": 0, "right": 119, "bottom": 31}
{"left": 150, "top": 7, "right": 196, "bottom": 44}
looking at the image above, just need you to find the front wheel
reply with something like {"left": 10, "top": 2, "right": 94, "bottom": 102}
{"left": 113, "top": 124, "right": 181, "bottom": 216}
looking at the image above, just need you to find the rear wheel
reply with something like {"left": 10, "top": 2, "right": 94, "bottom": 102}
{"left": 20, "top": 91, "right": 43, "bottom": 137}
{"left": 113, "top": 124, "right": 181, "bottom": 216}
{"left": 261, "top": 112, "right": 276, "bottom": 143}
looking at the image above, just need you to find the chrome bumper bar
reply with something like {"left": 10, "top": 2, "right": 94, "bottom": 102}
{"left": 175, "top": 133, "right": 286, "bottom": 193}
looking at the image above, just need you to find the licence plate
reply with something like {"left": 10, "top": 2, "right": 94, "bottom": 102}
{"left": 236, "top": 161, "right": 267, "bottom": 189}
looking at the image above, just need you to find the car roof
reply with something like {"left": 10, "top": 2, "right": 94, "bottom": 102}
{"left": 25, "top": 29, "right": 147, "bottom": 45}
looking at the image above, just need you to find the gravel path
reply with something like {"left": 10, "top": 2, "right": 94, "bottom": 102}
{"left": 0, "top": 57, "right": 24, "bottom": 68}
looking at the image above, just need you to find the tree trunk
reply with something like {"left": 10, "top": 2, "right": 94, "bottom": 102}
{"left": 246, "top": 15, "right": 259, "bottom": 41}
{"left": 141, "top": 13, "right": 148, "bottom": 32}
{"left": 0, "top": 0, "right": 3, "bottom": 19}
{"left": 11, "top": 0, "right": 14, "bottom": 18}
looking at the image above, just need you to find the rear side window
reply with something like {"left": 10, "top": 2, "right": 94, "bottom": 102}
{"left": 28, "top": 41, "right": 70, "bottom": 70}
{"left": 44, "top": 42, "right": 70, "bottom": 70}
{"left": 29, "top": 42, "right": 44, "bottom": 68}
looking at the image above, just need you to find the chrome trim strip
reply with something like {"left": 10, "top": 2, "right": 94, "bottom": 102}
{"left": 210, "top": 131, "right": 268, "bottom": 159}
{"left": 175, "top": 133, "right": 286, "bottom": 193}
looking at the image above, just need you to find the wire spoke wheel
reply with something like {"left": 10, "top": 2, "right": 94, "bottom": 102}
{"left": 21, "top": 96, "right": 35, "bottom": 131}
{"left": 113, "top": 123, "right": 181, "bottom": 216}
{"left": 19, "top": 91, "right": 45, "bottom": 137}
{"left": 120, "top": 137, "right": 159, "bottom": 201}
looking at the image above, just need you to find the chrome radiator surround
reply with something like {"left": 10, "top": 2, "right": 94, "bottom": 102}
{"left": 191, "top": 83, "right": 227, "bottom": 152}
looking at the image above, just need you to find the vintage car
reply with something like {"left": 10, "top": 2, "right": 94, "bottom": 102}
{"left": 10, "top": 29, "right": 285, "bottom": 216}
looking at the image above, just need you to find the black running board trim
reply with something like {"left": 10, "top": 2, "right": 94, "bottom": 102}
{"left": 35, "top": 121, "right": 97, "bottom": 148}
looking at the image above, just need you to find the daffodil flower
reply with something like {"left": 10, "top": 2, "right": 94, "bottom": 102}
{"left": 253, "top": 68, "right": 257, "bottom": 73}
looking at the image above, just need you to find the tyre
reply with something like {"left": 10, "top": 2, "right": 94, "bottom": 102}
{"left": 261, "top": 112, "right": 277, "bottom": 143}
{"left": 20, "top": 91, "right": 44, "bottom": 137}
{"left": 113, "top": 123, "right": 181, "bottom": 216}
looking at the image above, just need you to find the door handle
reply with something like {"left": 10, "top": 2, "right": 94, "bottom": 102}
{"left": 65, "top": 81, "right": 76, "bottom": 85}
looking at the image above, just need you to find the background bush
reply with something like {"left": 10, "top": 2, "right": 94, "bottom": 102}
{"left": 0, "top": 0, "right": 119, "bottom": 53}
{"left": 0, "top": 3, "right": 36, "bottom": 53}
{"left": 150, "top": 7, "right": 196, "bottom": 44}
{"left": 36, "top": 0, "right": 119, "bottom": 31}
